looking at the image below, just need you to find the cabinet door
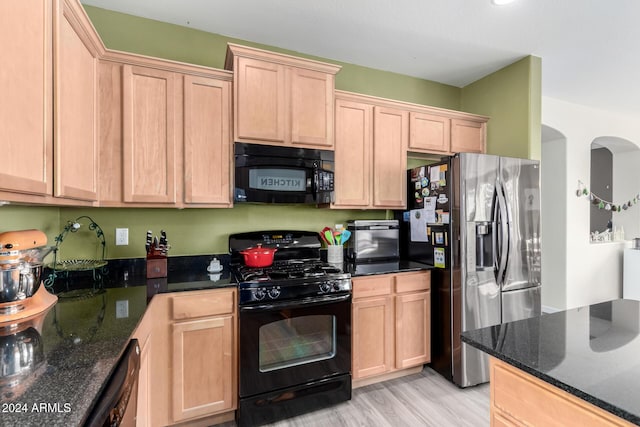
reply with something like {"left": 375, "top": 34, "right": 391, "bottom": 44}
{"left": 137, "top": 333, "right": 151, "bottom": 427}
{"left": 451, "top": 118, "right": 485, "bottom": 153}
{"left": 290, "top": 67, "right": 334, "bottom": 148}
{"left": 122, "top": 65, "right": 176, "bottom": 203}
{"left": 235, "top": 57, "right": 286, "bottom": 144}
{"left": 373, "top": 106, "right": 408, "bottom": 208}
{"left": 54, "top": 0, "right": 98, "bottom": 201}
{"left": 172, "top": 316, "right": 235, "bottom": 422}
{"left": 184, "top": 75, "right": 232, "bottom": 205}
{"left": 409, "top": 112, "right": 450, "bottom": 153}
{"left": 0, "top": 1, "right": 52, "bottom": 195}
{"left": 352, "top": 296, "right": 394, "bottom": 379}
{"left": 333, "top": 99, "right": 372, "bottom": 207}
{"left": 395, "top": 291, "right": 431, "bottom": 369}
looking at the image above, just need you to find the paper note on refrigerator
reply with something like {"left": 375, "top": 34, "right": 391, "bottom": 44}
{"left": 430, "top": 165, "right": 440, "bottom": 183}
{"left": 424, "top": 197, "right": 437, "bottom": 223}
{"left": 434, "top": 247, "right": 445, "bottom": 268}
{"left": 410, "top": 209, "right": 429, "bottom": 242}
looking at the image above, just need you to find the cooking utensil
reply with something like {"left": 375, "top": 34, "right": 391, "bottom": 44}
{"left": 323, "top": 229, "right": 335, "bottom": 245}
{"left": 340, "top": 229, "right": 351, "bottom": 244}
{"left": 319, "top": 232, "right": 330, "bottom": 246}
{"left": 239, "top": 244, "right": 278, "bottom": 267}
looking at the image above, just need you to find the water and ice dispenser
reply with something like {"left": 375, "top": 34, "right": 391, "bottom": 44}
{"left": 475, "top": 221, "right": 494, "bottom": 270}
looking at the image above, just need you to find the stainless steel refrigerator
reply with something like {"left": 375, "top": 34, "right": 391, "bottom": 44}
{"left": 398, "top": 152, "right": 541, "bottom": 387}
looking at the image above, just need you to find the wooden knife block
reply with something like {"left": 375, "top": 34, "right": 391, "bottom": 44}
{"left": 146, "top": 257, "right": 167, "bottom": 278}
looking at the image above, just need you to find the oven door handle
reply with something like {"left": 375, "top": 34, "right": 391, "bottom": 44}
{"left": 240, "top": 293, "right": 351, "bottom": 312}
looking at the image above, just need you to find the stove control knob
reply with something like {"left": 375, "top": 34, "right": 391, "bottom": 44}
{"left": 332, "top": 282, "right": 342, "bottom": 292}
{"left": 254, "top": 288, "right": 266, "bottom": 301}
{"left": 268, "top": 287, "right": 281, "bottom": 299}
{"left": 319, "top": 282, "right": 331, "bottom": 293}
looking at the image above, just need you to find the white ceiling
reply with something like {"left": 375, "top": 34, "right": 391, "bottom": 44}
{"left": 81, "top": 0, "right": 640, "bottom": 114}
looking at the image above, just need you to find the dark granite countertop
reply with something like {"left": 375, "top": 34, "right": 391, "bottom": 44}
{"left": 1, "top": 286, "right": 148, "bottom": 426}
{"left": 461, "top": 299, "right": 640, "bottom": 425}
{"left": 344, "top": 259, "right": 433, "bottom": 276}
{"left": 0, "top": 254, "right": 235, "bottom": 426}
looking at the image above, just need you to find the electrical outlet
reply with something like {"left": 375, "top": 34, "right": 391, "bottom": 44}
{"left": 116, "top": 300, "right": 129, "bottom": 319}
{"left": 115, "top": 228, "right": 129, "bottom": 246}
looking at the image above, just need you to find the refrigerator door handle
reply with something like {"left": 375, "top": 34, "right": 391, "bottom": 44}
{"left": 495, "top": 181, "right": 509, "bottom": 285}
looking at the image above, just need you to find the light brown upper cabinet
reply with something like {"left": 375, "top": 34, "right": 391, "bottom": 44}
{"left": 373, "top": 106, "right": 408, "bottom": 208}
{"left": 97, "top": 53, "right": 233, "bottom": 208}
{"left": 333, "top": 92, "right": 407, "bottom": 209}
{"left": 409, "top": 113, "right": 487, "bottom": 155}
{"left": 409, "top": 112, "right": 450, "bottom": 153}
{"left": 225, "top": 43, "right": 341, "bottom": 150}
{"left": 0, "top": 0, "right": 101, "bottom": 205}
{"left": 183, "top": 76, "right": 232, "bottom": 206}
{"left": 333, "top": 99, "right": 372, "bottom": 208}
{"left": 122, "top": 65, "right": 177, "bottom": 204}
{"left": 333, "top": 91, "right": 487, "bottom": 209}
{"left": 0, "top": 1, "right": 53, "bottom": 198}
{"left": 451, "top": 118, "right": 486, "bottom": 153}
{"left": 54, "top": 0, "right": 100, "bottom": 201}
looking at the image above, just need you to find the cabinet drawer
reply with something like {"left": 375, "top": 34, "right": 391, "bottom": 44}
{"left": 352, "top": 275, "right": 393, "bottom": 299}
{"left": 394, "top": 271, "right": 430, "bottom": 294}
{"left": 172, "top": 289, "right": 235, "bottom": 320}
{"left": 491, "top": 358, "right": 629, "bottom": 427}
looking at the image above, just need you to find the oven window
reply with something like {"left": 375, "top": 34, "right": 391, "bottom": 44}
{"left": 249, "top": 168, "right": 307, "bottom": 192}
{"left": 259, "top": 315, "right": 336, "bottom": 372}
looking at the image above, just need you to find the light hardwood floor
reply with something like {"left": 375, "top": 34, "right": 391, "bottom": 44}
{"left": 231, "top": 367, "right": 490, "bottom": 426}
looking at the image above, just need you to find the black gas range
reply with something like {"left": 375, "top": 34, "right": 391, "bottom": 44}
{"left": 230, "top": 230, "right": 351, "bottom": 306}
{"left": 229, "top": 230, "right": 352, "bottom": 427}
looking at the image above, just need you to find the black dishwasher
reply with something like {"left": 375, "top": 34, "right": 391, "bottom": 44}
{"left": 83, "top": 339, "right": 140, "bottom": 427}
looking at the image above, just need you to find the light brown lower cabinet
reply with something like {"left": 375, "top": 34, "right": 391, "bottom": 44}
{"left": 172, "top": 315, "right": 235, "bottom": 422}
{"left": 136, "top": 332, "right": 151, "bottom": 426}
{"left": 352, "top": 271, "right": 431, "bottom": 383}
{"left": 395, "top": 291, "right": 430, "bottom": 369}
{"left": 352, "top": 295, "right": 395, "bottom": 379}
{"left": 131, "top": 295, "right": 155, "bottom": 427}
{"left": 489, "top": 357, "right": 634, "bottom": 427}
{"left": 137, "top": 288, "right": 237, "bottom": 427}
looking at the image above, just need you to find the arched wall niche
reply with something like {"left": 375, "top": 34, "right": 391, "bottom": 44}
{"left": 590, "top": 136, "right": 640, "bottom": 241}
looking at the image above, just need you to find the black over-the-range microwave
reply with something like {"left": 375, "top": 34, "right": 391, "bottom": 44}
{"left": 234, "top": 142, "right": 335, "bottom": 204}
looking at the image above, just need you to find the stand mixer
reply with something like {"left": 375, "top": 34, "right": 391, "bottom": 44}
{"left": 0, "top": 229, "right": 57, "bottom": 321}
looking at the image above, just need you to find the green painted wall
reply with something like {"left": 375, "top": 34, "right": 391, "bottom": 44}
{"left": 55, "top": 205, "right": 383, "bottom": 259}
{"left": 83, "top": 6, "right": 461, "bottom": 110}
{"left": 0, "top": 206, "right": 60, "bottom": 244}
{"left": 461, "top": 56, "right": 542, "bottom": 160}
{"left": 0, "top": 5, "right": 541, "bottom": 261}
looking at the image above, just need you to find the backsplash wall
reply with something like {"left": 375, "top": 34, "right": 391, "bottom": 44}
{"left": 0, "top": 206, "right": 60, "bottom": 244}
{"left": 0, "top": 205, "right": 384, "bottom": 260}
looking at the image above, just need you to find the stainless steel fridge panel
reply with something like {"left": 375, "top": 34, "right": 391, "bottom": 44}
{"left": 502, "top": 285, "right": 541, "bottom": 323}
{"left": 458, "top": 342, "right": 492, "bottom": 387}
{"left": 459, "top": 153, "right": 499, "bottom": 223}
{"left": 456, "top": 265, "right": 501, "bottom": 386}
{"left": 499, "top": 157, "right": 542, "bottom": 292}
{"left": 452, "top": 155, "right": 502, "bottom": 387}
